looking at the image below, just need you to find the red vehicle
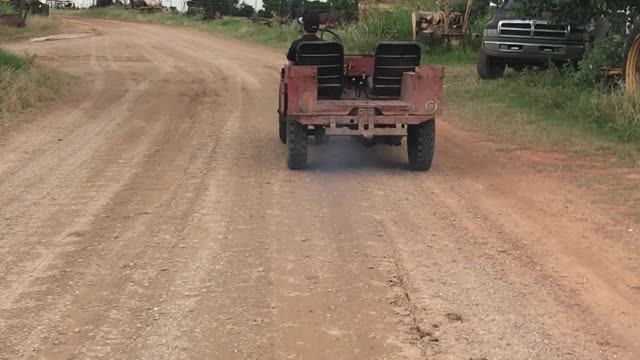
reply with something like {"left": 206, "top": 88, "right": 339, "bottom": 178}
{"left": 278, "top": 30, "right": 444, "bottom": 170}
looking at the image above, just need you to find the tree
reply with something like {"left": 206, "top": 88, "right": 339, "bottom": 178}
{"left": 513, "top": 0, "right": 639, "bottom": 29}
{"left": 328, "top": 0, "right": 357, "bottom": 21}
{"left": 261, "top": 0, "right": 282, "bottom": 17}
{"left": 236, "top": 2, "right": 254, "bottom": 16}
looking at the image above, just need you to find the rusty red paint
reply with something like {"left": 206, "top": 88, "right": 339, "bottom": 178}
{"left": 344, "top": 55, "right": 374, "bottom": 78}
{"left": 279, "top": 58, "right": 444, "bottom": 135}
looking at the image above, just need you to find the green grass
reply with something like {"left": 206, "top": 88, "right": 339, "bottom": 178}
{"left": 423, "top": 46, "right": 477, "bottom": 65}
{"left": 0, "top": 16, "right": 65, "bottom": 129}
{"left": 446, "top": 65, "right": 640, "bottom": 163}
{"left": 0, "top": 48, "right": 32, "bottom": 69}
{"left": 0, "top": 49, "right": 68, "bottom": 130}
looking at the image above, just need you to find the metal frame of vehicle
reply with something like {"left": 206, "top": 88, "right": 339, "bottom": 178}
{"left": 278, "top": 50, "right": 444, "bottom": 170}
{"left": 280, "top": 61, "right": 443, "bottom": 135}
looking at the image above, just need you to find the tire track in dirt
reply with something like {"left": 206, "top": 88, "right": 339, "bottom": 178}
{"left": 0, "top": 76, "right": 154, "bottom": 302}
{"left": 0, "top": 29, "right": 231, "bottom": 358}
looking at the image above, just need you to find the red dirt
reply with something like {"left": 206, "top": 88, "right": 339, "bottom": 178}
{"left": 0, "top": 17, "right": 638, "bottom": 360}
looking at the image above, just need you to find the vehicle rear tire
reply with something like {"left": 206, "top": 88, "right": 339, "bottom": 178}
{"left": 407, "top": 119, "right": 435, "bottom": 171}
{"left": 477, "top": 50, "right": 505, "bottom": 79}
{"left": 287, "top": 118, "right": 308, "bottom": 170}
{"left": 624, "top": 28, "right": 640, "bottom": 94}
{"left": 278, "top": 113, "right": 286, "bottom": 144}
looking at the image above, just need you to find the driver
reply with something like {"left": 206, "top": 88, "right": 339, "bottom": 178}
{"left": 287, "top": 12, "right": 322, "bottom": 64}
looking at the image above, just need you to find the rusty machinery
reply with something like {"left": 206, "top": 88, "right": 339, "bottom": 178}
{"left": 601, "top": 28, "right": 640, "bottom": 95}
{"left": 625, "top": 28, "right": 640, "bottom": 94}
{"left": 412, "top": 0, "right": 473, "bottom": 45}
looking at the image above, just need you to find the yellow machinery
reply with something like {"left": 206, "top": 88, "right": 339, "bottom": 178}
{"left": 625, "top": 30, "right": 640, "bottom": 94}
{"left": 412, "top": 0, "right": 473, "bottom": 45}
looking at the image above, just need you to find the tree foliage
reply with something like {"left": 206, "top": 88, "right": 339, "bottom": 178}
{"left": 514, "top": 0, "right": 639, "bottom": 27}
{"left": 262, "top": 0, "right": 357, "bottom": 21}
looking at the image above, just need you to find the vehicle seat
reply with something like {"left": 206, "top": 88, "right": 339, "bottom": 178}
{"left": 296, "top": 41, "right": 344, "bottom": 100}
{"left": 371, "top": 42, "right": 421, "bottom": 98}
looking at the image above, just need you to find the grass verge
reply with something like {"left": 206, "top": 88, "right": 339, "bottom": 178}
{"left": 446, "top": 66, "right": 640, "bottom": 164}
{"left": 446, "top": 65, "right": 640, "bottom": 219}
{"left": 0, "top": 15, "right": 62, "bottom": 43}
{"left": 0, "top": 48, "right": 68, "bottom": 130}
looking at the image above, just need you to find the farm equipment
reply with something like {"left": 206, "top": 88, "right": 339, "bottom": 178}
{"left": 625, "top": 27, "right": 640, "bottom": 94}
{"left": 413, "top": 0, "right": 474, "bottom": 45}
{"left": 46, "top": 0, "right": 74, "bottom": 9}
{"left": 597, "top": 26, "right": 639, "bottom": 94}
{"left": 278, "top": 29, "right": 444, "bottom": 170}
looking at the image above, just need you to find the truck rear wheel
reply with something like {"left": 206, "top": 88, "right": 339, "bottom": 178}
{"left": 279, "top": 113, "right": 286, "bottom": 144}
{"left": 287, "top": 118, "right": 308, "bottom": 170}
{"left": 407, "top": 120, "right": 435, "bottom": 171}
{"left": 477, "top": 50, "right": 505, "bottom": 79}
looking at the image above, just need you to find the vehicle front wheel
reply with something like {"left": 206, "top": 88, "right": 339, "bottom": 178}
{"left": 287, "top": 118, "right": 308, "bottom": 170}
{"left": 477, "top": 50, "right": 505, "bottom": 79}
{"left": 407, "top": 120, "right": 435, "bottom": 171}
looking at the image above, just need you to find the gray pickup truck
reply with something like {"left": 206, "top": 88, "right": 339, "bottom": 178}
{"left": 477, "top": 0, "right": 594, "bottom": 79}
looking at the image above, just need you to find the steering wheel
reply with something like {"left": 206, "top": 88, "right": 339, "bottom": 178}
{"left": 318, "top": 28, "right": 342, "bottom": 43}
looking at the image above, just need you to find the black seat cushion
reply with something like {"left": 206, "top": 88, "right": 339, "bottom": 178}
{"left": 296, "top": 41, "right": 344, "bottom": 100}
{"left": 372, "top": 42, "right": 421, "bottom": 98}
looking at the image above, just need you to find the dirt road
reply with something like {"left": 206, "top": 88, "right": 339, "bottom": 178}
{"left": 1, "top": 18, "right": 639, "bottom": 360}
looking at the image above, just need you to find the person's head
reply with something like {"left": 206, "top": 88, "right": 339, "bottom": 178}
{"left": 301, "top": 12, "right": 320, "bottom": 34}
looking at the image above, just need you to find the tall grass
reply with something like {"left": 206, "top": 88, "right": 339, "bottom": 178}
{"left": 598, "top": 92, "right": 640, "bottom": 143}
{"left": 340, "top": 8, "right": 413, "bottom": 53}
{"left": 447, "top": 66, "right": 640, "bottom": 153}
{"left": 0, "top": 49, "right": 67, "bottom": 129}
{"left": 0, "top": 15, "right": 62, "bottom": 42}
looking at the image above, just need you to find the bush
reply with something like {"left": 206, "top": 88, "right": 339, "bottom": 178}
{"left": 340, "top": 8, "right": 413, "bottom": 53}
{"left": 570, "top": 35, "right": 627, "bottom": 87}
{"left": 0, "top": 2, "right": 18, "bottom": 14}
{"left": 597, "top": 92, "right": 640, "bottom": 142}
{"left": 0, "top": 49, "right": 32, "bottom": 70}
